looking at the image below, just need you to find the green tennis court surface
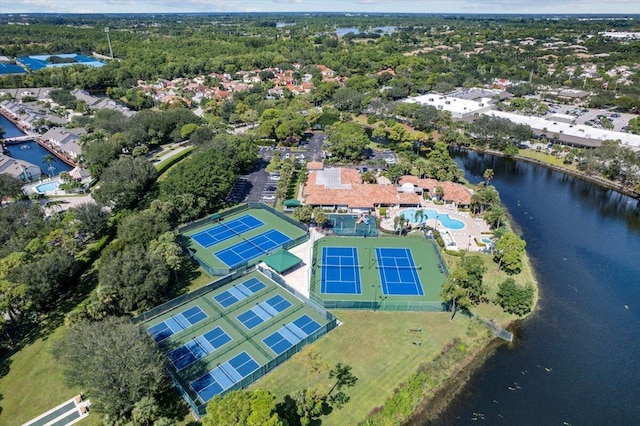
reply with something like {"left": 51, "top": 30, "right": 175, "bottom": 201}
{"left": 311, "top": 236, "right": 447, "bottom": 309}
{"left": 179, "top": 206, "right": 308, "bottom": 276}
{"left": 140, "top": 270, "right": 335, "bottom": 415}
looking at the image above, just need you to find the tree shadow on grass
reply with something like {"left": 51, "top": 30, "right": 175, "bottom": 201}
{"left": 169, "top": 260, "right": 209, "bottom": 299}
{"left": 0, "top": 266, "right": 100, "bottom": 382}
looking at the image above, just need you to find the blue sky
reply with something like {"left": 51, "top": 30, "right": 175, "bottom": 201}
{"left": 2, "top": 1, "right": 639, "bottom": 15}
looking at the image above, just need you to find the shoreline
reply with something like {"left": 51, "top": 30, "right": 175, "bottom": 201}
{"left": 404, "top": 329, "right": 510, "bottom": 425}
{"left": 462, "top": 146, "right": 640, "bottom": 200}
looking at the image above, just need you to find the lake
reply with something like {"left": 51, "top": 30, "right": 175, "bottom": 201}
{"left": 421, "top": 150, "right": 640, "bottom": 425}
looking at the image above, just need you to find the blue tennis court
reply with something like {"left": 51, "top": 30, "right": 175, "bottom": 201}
{"left": 376, "top": 248, "right": 424, "bottom": 296}
{"left": 147, "top": 305, "right": 208, "bottom": 343}
{"left": 191, "top": 215, "right": 264, "bottom": 248}
{"left": 0, "top": 63, "right": 26, "bottom": 75}
{"left": 18, "top": 54, "right": 105, "bottom": 71}
{"left": 215, "top": 229, "right": 291, "bottom": 268}
{"left": 213, "top": 277, "right": 267, "bottom": 308}
{"left": 191, "top": 351, "right": 261, "bottom": 403}
{"left": 236, "top": 294, "right": 292, "bottom": 329}
{"left": 262, "top": 315, "right": 323, "bottom": 355}
{"left": 167, "top": 327, "right": 232, "bottom": 370}
{"left": 320, "top": 246, "right": 362, "bottom": 294}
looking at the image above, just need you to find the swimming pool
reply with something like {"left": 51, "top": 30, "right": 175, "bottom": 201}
{"left": 398, "top": 208, "right": 465, "bottom": 230}
{"left": 35, "top": 181, "right": 60, "bottom": 193}
{"left": 482, "top": 237, "right": 492, "bottom": 244}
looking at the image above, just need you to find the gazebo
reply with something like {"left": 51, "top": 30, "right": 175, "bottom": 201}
{"left": 283, "top": 199, "right": 302, "bottom": 208}
{"left": 260, "top": 247, "right": 303, "bottom": 274}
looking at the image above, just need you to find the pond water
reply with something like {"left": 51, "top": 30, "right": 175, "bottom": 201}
{"left": 5, "top": 141, "right": 72, "bottom": 177}
{"left": 0, "top": 114, "right": 26, "bottom": 139}
{"left": 416, "top": 150, "right": 640, "bottom": 425}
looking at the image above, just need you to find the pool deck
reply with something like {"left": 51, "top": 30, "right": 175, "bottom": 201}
{"left": 23, "top": 177, "right": 63, "bottom": 195}
{"left": 380, "top": 200, "right": 493, "bottom": 252}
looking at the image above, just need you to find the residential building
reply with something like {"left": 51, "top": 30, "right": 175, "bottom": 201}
{"left": 0, "top": 153, "right": 41, "bottom": 181}
{"left": 41, "top": 127, "right": 86, "bottom": 159}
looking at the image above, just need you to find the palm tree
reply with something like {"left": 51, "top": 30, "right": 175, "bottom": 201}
{"left": 43, "top": 154, "right": 56, "bottom": 177}
{"left": 393, "top": 214, "right": 407, "bottom": 235}
{"left": 414, "top": 209, "right": 425, "bottom": 228}
{"left": 483, "top": 168, "right": 494, "bottom": 186}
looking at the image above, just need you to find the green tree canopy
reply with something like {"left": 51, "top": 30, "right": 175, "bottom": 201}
{"left": 160, "top": 148, "right": 237, "bottom": 223}
{"left": 51, "top": 317, "right": 170, "bottom": 422}
{"left": 117, "top": 209, "right": 171, "bottom": 246}
{"left": 0, "top": 173, "right": 24, "bottom": 199}
{"left": 11, "top": 247, "right": 79, "bottom": 312}
{"left": 493, "top": 231, "right": 527, "bottom": 275}
{"left": 440, "top": 255, "right": 487, "bottom": 319}
{"left": 93, "top": 156, "right": 158, "bottom": 210}
{"left": 98, "top": 245, "right": 170, "bottom": 312}
{"left": 71, "top": 202, "right": 108, "bottom": 237}
{"left": 203, "top": 389, "right": 285, "bottom": 426}
{"left": 326, "top": 122, "right": 369, "bottom": 163}
{"left": 495, "top": 278, "right": 535, "bottom": 316}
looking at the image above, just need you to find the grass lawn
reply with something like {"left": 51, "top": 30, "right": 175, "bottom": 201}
{"left": 0, "top": 326, "right": 101, "bottom": 426}
{"left": 474, "top": 252, "right": 539, "bottom": 323}
{"left": 517, "top": 149, "right": 578, "bottom": 171}
{"left": 251, "top": 310, "right": 474, "bottom": 426}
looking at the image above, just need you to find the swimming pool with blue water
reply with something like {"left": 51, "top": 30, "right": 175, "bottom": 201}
{"left": 35, "top": 181, "right": 60, "bottom": 193}
{"left": 399, "top": 208, "right": 465, "bottom": 230}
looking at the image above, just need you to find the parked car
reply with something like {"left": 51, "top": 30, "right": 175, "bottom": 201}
{"left": 262, "top": 195, "right": 276, "bottom": 201}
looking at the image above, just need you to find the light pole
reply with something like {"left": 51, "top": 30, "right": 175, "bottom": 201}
{"left": 467, "top": 234, "right": 472, "bottom": 252}
{"left": 379, "top": 295, "right": 388, "bottom": 310}
{"left": 105, "top": 27, "right": 114, "bottom": 59}
{"left": 372, "top": 284, "right": 377, "bottom": 311}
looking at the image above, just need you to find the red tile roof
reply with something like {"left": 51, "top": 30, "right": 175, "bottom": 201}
{"left": 303, "top": 168, "right": 421, "bottom": 209}
{"left": 306, "top": 161, "right": 324, "bottom": 171}
{"left": 399, "top": 175, "right": 473, "bottom": 205}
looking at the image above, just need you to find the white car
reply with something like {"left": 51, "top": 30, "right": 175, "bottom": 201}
{"left": 262, "top": 195, "right": 276, "bottom": 201}
{"left": 269, "top": 176, "right": 281, "bottom": 181}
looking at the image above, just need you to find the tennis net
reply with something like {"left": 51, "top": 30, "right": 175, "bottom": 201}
{"left": 319, "top": 263, "right": 364, "bottom": 269}
{"left": 376, "top": 265, "right": 421, "bottom": 270}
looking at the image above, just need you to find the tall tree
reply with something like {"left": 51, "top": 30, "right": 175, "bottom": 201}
{"left": 72, "top": 202, "right": 108, "bottom": 237}
{"left": 493, "top": 231, "right": 527, "bottom": 274}
{"left": 51, "top": 317, "right": 170, "bottom": 422}
{"left": 483, "top": 168, "right": 494, "bottom": 185}
{"left": 440, "top": 255, "right": 487, "bottom": 319}
{"left": 0, "top": 174, "right": 23, "bottom": 199}
{"left": 496, "top": 278, "right": 535, "bottom": 316}
{"left": 203, "top": 390, "right": 285, "bottom": 426}
{"left": 98, "top": 245, "right": 170, "bottom": 312}
{"left": 93, "top": 156, "right": 158, "bottom": 210}
{"left": 326, "top": 122, "right": 369, "bottom": 163}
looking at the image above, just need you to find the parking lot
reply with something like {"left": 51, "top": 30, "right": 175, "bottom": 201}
{"left": 543, "top": 102, "right": 634, "bottom": 132}
{"left": 225, "top": 131, "right": 400, "bottom": 207}
{"left": 226, "top": 133, "right": 324, "bottom": 206}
